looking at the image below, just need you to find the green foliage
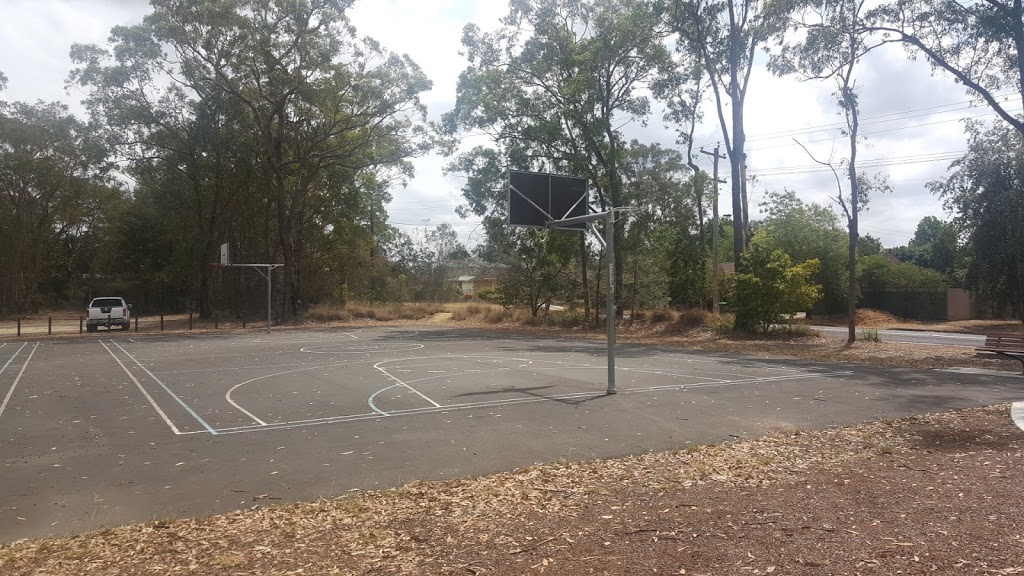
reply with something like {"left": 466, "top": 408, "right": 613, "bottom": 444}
{"left": 887, "top": 216, "right": 960, "bottom": 281}
{"left": 445, "top": 0, "right": 673, "bottom": 308}
{"left": 857, "top": 234, "right": 883, "bottom": 257}
{"left": 69, "top": 0, "right": 433, "bottom": 319}
{"left": 930, "top": 121, "right": 1024, "bottom": 322}
{"left": 491, "top": 226, "right": 579, "bottom": 317}
{"left": 755, "top": 190, "right": 849, "bottom": 313}
{"left": 475, "top": 288, "right": 496, "bottom": 302}
{"left": 734, "top": 246, "right": 823, "bottom": 333}
{"left": 0, "top": 100, "right": 121, "bottom": 314}
{"left": 858, "top": 254, "right": 948, "bottom": 293}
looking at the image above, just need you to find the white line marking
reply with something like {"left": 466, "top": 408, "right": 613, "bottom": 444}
{"left": 300, "top": 343, "right": 425, "bottom": 354}
{"left": 0, "top": 343, "right": 6, "bottom": 349}
{"left": 373, "top": 360, "right": 442, "bottom": 409}
{"left": 0, "top": 343, "right": 26, "bottom": 379}
{"left": 0, "top": 343, "right": 34, "bottom": 421}
{"left": 112, "top": 341, "right": 218, "bottom": 435}
{"left": 101, "top": 341, "right": 183, "bottom": 435}
{"left": 213, "top": 370, "right": 857, "bottom": 435}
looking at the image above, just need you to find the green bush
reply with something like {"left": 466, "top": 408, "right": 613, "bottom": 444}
{"left": 735, "top": 246, "right": 823, "bottom": 333}
{"left": 476, "top": 288, "right": 496, "bottom": 302}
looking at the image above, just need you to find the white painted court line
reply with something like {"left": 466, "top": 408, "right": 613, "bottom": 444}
{"left": 0, "top": 342, "right": 36, "bottom": 421}
{"left": 214, "top": 369, "right": 857, "bottom": 435}
{"left": 372, "top": 359, "right": 442, "bottom": 411}
{"left": 369, "top": 354, "right": 605, "bottom": 415}
{"left": 0, "top": 343, "right": 26, "bottom": 379}
{"left": 224, "top": 360, "right": 375, "bottom": 426}
{"left": 111, "top": 341, "right": 218, "bottom": 435}
{"left": 300, "top": 343, "right": 425, "bottom": 354}
{"left": 101, "top": 341, "right": 184, "bottom": 435}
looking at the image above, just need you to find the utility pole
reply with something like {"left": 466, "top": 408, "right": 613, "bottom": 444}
{"left": 702, "top": 145, "right": 727, "bottom": 314}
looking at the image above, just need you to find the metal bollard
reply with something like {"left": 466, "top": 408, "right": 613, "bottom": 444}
{"left": 135, "top": 315, "right": 138, "bottom": 333}
{"left": 16, "top": 317, "right": 20, "bottom": 337}
{"left": 214, "top": 313, "right": 218, "bottom": 329}
{"left": 79, "top": 316, "right": 83, "bottom": 334}
{"left": 48, "top": 317, "right": 52, "bottom": 336}
{"left": 160, "top": 314, "right": 164, "bottom": 331}
{"left": 242, "top": 314, "right": 246, "bottom": 329}
{"left": 189, "top": 311, "right": 193, "bottom": 331}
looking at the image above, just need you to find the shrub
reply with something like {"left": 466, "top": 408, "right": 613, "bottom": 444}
{"left": 675, "top": 308, "right": 708, "bottom": 328}
{"left": 649, "top": 308, "right": 675, "bottom": 323}
{"left": 734, "top": 246, "right": 823, "bottom": 333}
{"left": 476, "top": 288, "right": 496, "bottom": 302}
{"left": 858, "top": 328, "right": 881, "bottom": 342}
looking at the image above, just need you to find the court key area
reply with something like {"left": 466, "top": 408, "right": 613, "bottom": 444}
{"left": 1, "top": 327, "right": 1021, "bottom": 542}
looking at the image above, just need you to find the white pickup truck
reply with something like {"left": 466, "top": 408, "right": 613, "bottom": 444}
{"left": 86, "top": 297, "right": 132, "bottom": 332}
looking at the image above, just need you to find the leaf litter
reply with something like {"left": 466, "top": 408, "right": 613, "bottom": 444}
{"left": 1, "top": 405, "right": 1021, "bottom": 575}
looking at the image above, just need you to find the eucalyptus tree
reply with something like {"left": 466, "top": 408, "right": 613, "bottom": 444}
{"left": 0, "top": 100, "right": 119, "bottom": 314}
{"left": 619, "top": 141, "right": 707, "bottom": 309}
{"left": 70, "top": 30, "right": 265, "bottom": 317}
{"left": 80, "top": 0, "right": 433, "bottom": 320}
{"left": 930, "top": 121, "right": 1024, "bottom": 322}
{"left": 769, "top": 0, "right": 889, "bottom": 342}
{"left": 866, "top": 0, "right": 1024, "bottom": 136}
{"left": 445, "top": 0, "right": 672, "bottom": 301}
{"left": 662, "top": 0, "right": 791, "bottom": 273}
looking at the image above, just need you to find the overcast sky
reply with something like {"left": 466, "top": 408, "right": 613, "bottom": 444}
{"left": 1, "top": 0, "right": 1019, "bottom": 249}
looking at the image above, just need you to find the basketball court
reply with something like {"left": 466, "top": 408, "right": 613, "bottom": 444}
{"left": 2, "top": 326, "right": 1023, "bottom": 542}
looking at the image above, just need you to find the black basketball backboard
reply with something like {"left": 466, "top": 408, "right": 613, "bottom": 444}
{"left": 508, "top": 170, "right": 589, "bottom": 230}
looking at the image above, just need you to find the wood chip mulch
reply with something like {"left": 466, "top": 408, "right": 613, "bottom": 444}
{"left": 2, "top": 404, "right": 1021, "bottom": 575}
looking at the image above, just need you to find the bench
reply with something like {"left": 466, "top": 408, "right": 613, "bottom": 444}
{"left": 976, "top": 332, "right": 1024, "bottom": 374}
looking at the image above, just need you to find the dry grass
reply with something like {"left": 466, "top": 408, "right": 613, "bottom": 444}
{"left": 306, "top": 302, "right": 444, "bottom": 323}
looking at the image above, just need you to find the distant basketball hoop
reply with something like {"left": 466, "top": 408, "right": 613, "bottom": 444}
{"left": 220, "top": 242, "right": 231, "bottom": 267}
{"left": 213, "top": 242, "right": 282, "bottom": 333}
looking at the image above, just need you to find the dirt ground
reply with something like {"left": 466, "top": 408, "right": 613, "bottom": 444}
{"left": 2, "top": 404, "right": 1020, "bottom": 575}
{"left": 808, "top": 308, "right": 1022, "bottom": 334}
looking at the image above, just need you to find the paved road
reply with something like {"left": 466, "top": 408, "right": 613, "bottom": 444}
{"left": 0, "top": 328, "right": 1020, "bottom": 543}
{"left": 811, "top": 325, "right": 985, "bottom": 347}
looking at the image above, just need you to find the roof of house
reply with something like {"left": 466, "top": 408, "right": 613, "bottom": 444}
{"left": 454, "top": 275, "right": 475, "bottom": 282}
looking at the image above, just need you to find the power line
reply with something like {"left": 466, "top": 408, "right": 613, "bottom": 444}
{"left": 751, "top": 151, "right": 967, "bottom": 177}
{"left": 744, "top": 106, "right": 1023, "bottom": 154}
{"left": 695, "top": 92, "right": 1022, "bottom": 152}
{"left": 742, "top": 93, "right": 1021, "bottom": 144}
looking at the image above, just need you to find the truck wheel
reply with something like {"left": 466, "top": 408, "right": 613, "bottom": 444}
{"left": 122, "top": 322, "right": 129, "bottom": 331}
{"left": 87, "top": 325, "right": 96, "bottom": 333}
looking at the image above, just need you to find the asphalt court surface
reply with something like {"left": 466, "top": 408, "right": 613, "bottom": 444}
{"left": 1, "top": 328, "right": 1022, "bottom": 542}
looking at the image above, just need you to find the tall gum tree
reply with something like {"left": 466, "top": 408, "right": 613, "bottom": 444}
{"left": 0, "top": 101, "right": 119, "bottom": 314}
{"left": 70, "top": 26, "right": 264, "bottom": 318}
{"left": 445, "top": 0, "right": 672, "bottom": 302}
{"left": 769, "top": 0, "right": 891, "bottom": 342}
{"left": 137, "top": 0, "right": 433, "bottom": 320}
{"left": 662, "top": 0, "right": 791, "bottom": 328}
